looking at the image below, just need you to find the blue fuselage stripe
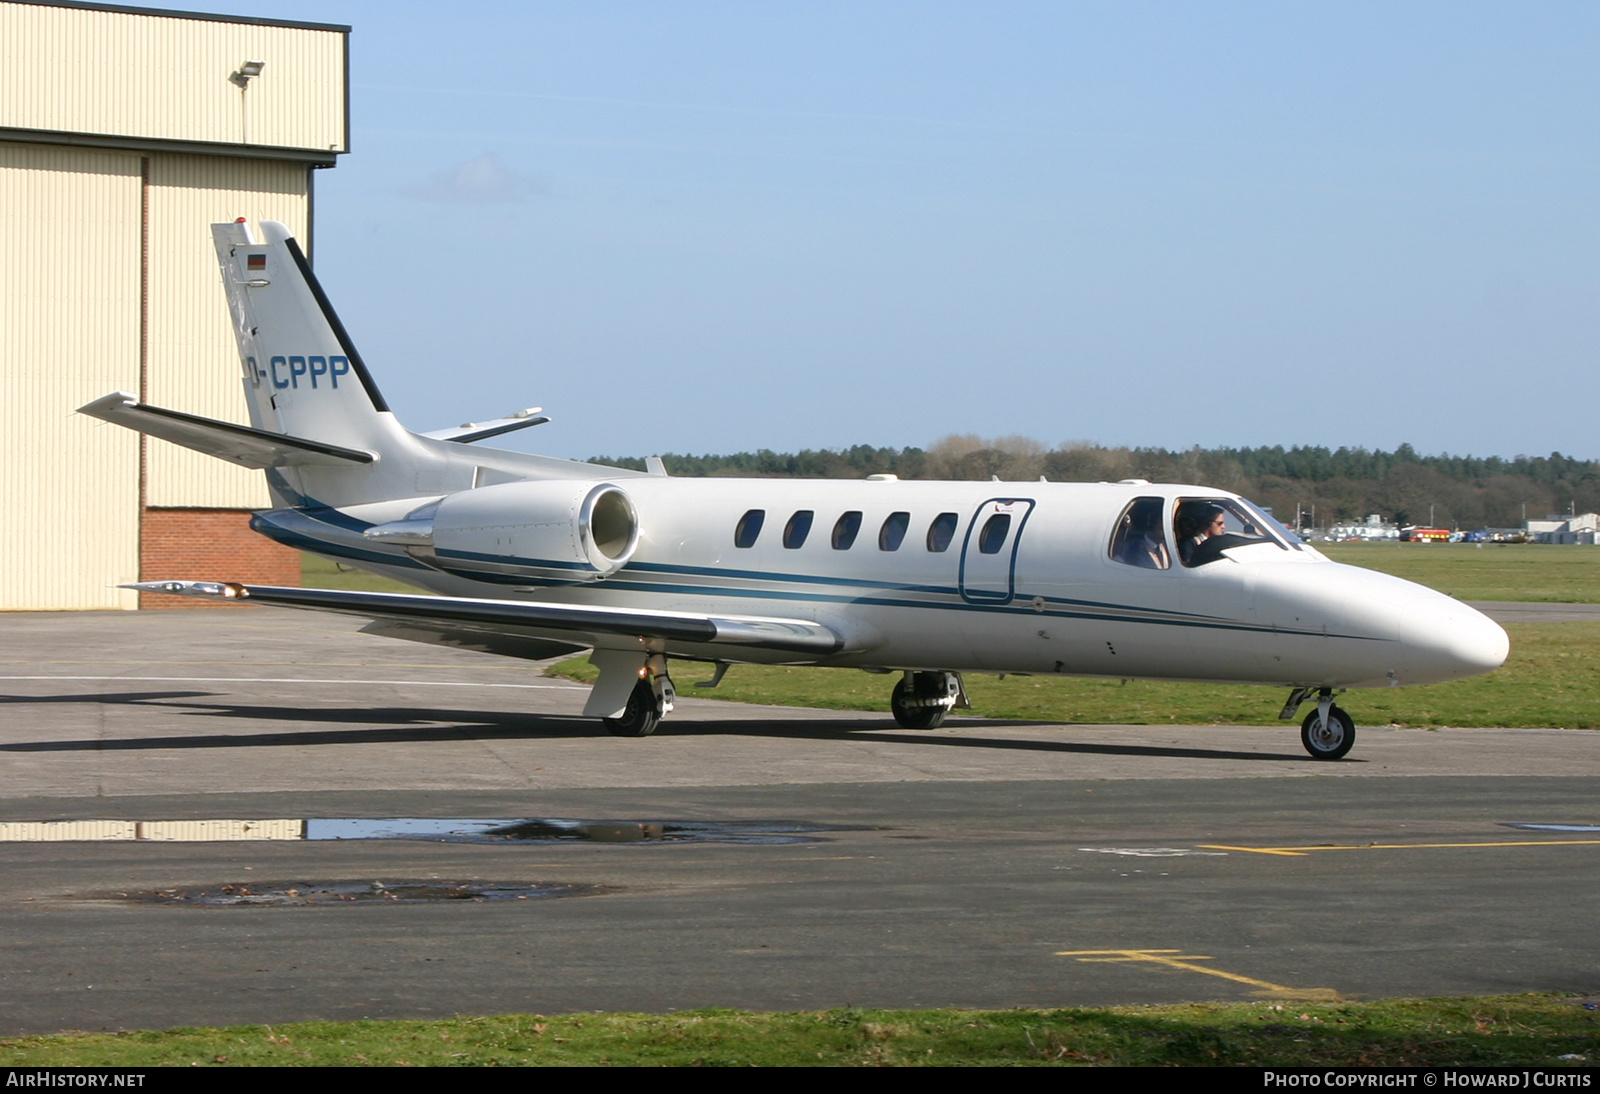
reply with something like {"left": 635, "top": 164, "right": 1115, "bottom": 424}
{"left": 265, "top": 519, "right": 1374, "bottom": 643}
{"left": 593, "top": 577, "right": 1343, "bottom": 638}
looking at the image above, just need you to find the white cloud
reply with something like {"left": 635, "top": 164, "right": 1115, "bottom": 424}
{"left": 404, "top": 153, "right": 544, "bottom": 203}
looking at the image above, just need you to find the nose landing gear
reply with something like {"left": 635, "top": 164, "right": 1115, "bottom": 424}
{"left": 1300, "top": 703, "right": 1355, "bottom": 760}
{"left": 1281, "top": 686, "right": 1355, "bottom": 760}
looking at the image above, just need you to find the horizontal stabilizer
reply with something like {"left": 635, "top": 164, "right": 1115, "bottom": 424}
{"left": 77, "top": 392, "right": 375, "bottom": 469}
{"left": 125, "top": 581, "right": 845, "bottom": 656}
{"left": 419, "top": 408, "right": 550, "bottom": 444}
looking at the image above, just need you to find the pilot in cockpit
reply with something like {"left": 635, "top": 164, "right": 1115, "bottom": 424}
{"left": 1178, "top": 501, "right": 1265, "bottom": 567}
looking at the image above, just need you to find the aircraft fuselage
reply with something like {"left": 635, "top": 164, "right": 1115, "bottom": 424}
{"left": 256, "top": 476, "right": 1508, "bottom": 692}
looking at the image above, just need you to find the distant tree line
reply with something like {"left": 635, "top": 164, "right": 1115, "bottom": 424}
{"left": 591, "top": 444, "right": 930, "bottom": 481}
{"left": 590, "top": 436, "right": 1600, "bottom": 531}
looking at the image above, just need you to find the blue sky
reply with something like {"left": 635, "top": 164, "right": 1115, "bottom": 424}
{"left": 211, "top": 1, "right": 1597, "bottom": 461}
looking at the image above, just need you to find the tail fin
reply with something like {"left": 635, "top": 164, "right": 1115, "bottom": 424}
{"left": 83, "top": 221, "right": 611, "bottom": 516}
{"left": 213, "top": 220, "right": 393, "bottom": 448}
{"left": 212, "top": 220, "right": 439, "bottom": 508}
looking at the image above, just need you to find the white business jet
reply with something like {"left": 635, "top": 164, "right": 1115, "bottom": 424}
{"left": 80, "top": 220, "right": 1508, "bottom": 760}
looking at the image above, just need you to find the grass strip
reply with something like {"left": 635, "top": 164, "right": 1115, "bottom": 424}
{"left": 301, "top": 554, "right": 418, "bottom": 594}
{"left": 1318, "top": 543, "right": 1600, "bottom": 604}
{"left": 551, "top": 621, "right": 1600, "bottom": 730}
{"left": 2, "top": 996, "right": 1594, "bottom": 1067}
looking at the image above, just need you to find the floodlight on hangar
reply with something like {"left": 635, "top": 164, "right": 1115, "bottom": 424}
{"left": 230, "top": 60, "right": 266, "bottom": 87}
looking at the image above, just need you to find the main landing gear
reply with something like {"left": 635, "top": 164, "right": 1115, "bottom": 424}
{"left": 1280, "top": 686, "right": 1355, "bottom": 760}
{"left": 890, "top": 671, "right": 967, "bottom": 729}
{"left": 604, "top": 678, "right": 663, "bottom": 737}
{"left": 603, "top": 654, "right": 675, "bottom": 738}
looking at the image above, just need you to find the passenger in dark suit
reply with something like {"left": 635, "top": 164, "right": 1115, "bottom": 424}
{"left": 1115, "top": 499, "right": 1171, "bottom": 569}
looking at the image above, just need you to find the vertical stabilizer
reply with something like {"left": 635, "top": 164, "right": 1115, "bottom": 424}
{"left": 213, "top": 220, "right": 391, "bottom": 444}
{"left": 211, "top": 220, "right": 434, "bottom": 507}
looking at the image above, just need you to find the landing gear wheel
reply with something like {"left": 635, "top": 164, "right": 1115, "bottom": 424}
{"left": 1301, "top": 705, "right": 1355, "bottom": 760}
{"left": 891, "top": 674, "right": 949, "bottom": 730}
{"left": 604, "top": 679, "right": 660, "bottom": 737}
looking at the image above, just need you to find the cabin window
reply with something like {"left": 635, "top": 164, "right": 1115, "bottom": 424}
{"left": 783, "top": 510, "right": 814, "bottom": 549}
{"left": 879, "top": 511, "right": 910, "bottom": 551}
{"left": 1109, "top": 497, "right": 1170, "bottom": 570}
{"left": 832, "top": 511, "right": 862, "bottom": 550}
{"left": 977, "top": 513, "right": 1012, "bottom": 554}
{"left": 734, "top": 509, "right": 765, "bottom": 548}
{"left": 926, "top": 512, "right": 958, "bottom": 552}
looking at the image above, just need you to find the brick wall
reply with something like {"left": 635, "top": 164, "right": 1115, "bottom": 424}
{"left": 139, "top": 509, "right": 300, "bottom": 609}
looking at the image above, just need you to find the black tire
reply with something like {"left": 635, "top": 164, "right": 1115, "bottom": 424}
{"left": 1301, "top": 704, "right": 1355, "bottom": 760}
{"left": 604, "top": 680, "right": 660, "bottom": 737}
{"left": 891, "top": 675, "right": 949, "bottom": 730}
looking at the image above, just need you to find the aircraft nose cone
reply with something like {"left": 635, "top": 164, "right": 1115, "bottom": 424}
{"left": 1401, "top": 599, "right": 1509, "bottom": 683}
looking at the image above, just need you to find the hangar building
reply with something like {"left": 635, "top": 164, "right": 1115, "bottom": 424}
{"left": 1, "top": 0, "right": 347, "bottom": 609}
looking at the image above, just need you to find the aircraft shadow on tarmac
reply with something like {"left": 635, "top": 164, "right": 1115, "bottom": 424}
{"left": 0, "top": 690, "right": 212, "bottom": 705}
{"left": 0, "top": 690, "right": 1315, "bottom": 763}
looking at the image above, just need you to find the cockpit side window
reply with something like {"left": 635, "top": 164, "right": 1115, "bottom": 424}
{"left": 1174, "top": 497, "right": 1292, "bottom": 567}
{"left": 1109, "top": 497, "right": 1170, "bottom": 570}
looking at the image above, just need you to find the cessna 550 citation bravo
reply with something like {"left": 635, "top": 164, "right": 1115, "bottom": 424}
{"left": 80, "top": 220, "right": 1509, "bottom": 759}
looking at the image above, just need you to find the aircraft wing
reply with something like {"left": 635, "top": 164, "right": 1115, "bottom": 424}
{"left": 125, "top": 581, "right": 844, "bottom": 658}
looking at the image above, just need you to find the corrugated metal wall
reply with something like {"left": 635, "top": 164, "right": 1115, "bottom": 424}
{"left": 0, "top": 3, "right": 345, "bottom": 153}
{"left": 0, "top": 142, "right": 141, "bottom": 610}
{"left": 1, "top": 4, "right": 346, "bottom": 609}
{"left": 144, "top": 153, "right": 308, "bottom": 508}
{"left": 0, "top": 818, "right": 305, "bottom": 841}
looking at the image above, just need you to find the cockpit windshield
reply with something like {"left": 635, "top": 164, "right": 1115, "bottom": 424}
{"left": 1174, "top": 496, "right": 1298, "bottom": 567}
{"left": 1244, "top": 501, "right": 1304, "bottom": 551}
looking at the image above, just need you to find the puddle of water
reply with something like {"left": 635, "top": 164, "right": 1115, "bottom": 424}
{"left": 1501, "top": 823, "right": 1600, "bottom": 833}
{"left": 0, "top": 817, "right": 842, "bottom": 845}
{"left": 307, "top": 818, "right": 836, "bottom": 844}
{"left": 105, "top": 880, "right": 603, "bottom": 907}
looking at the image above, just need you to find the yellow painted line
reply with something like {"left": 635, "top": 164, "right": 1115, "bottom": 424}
{"left": 1201, "top": 845, "right": 1311, "bottom": 857}
{"left": 1056, "top": 948, "right": 1340, "bottom": 1001}
{"left": 1199, "top": 839, "right": 1600, "bottom": 856}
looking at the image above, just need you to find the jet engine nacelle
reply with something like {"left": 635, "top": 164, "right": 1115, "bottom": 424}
{"left": 378, "top": 480, "right": 640, "bottom": 585}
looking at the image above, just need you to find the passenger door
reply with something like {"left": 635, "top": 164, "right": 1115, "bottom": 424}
{"left": 959, "top": 498, "right": 1035, "bottom": 604}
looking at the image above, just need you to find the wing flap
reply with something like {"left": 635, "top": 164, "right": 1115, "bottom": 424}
{"left": 78, "top": 393, "right": 375, "bottom": 469}
{"left": 125, "top": 581, "right": 844, "bottom": 656}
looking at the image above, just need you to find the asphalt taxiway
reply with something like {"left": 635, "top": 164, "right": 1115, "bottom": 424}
{"left": 0, "top": 607, "right": 1595, "bottom": 1034}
